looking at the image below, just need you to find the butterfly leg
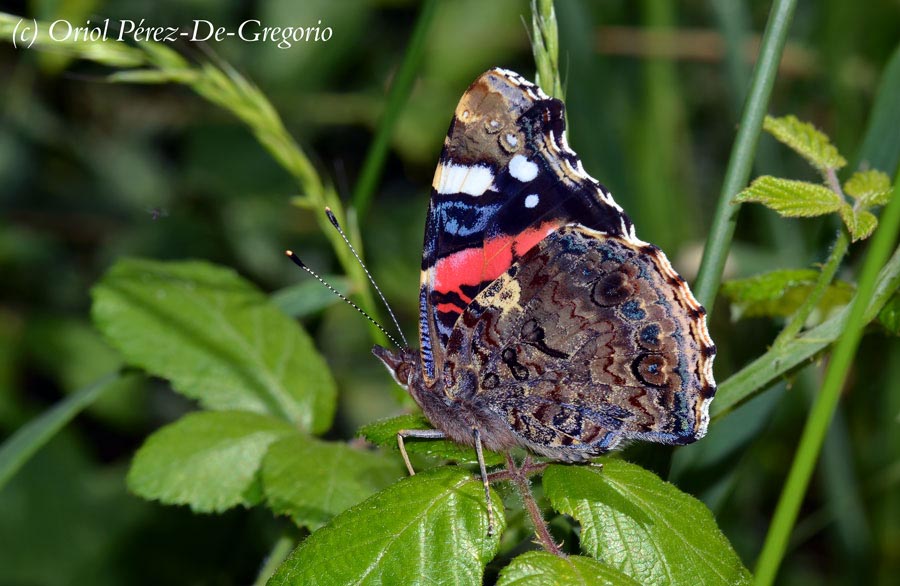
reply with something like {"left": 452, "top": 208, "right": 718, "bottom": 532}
{"left": 472, "top": 428, "right": 495, "bottom": 536}
{"left": 396, "top": 429, "right": 446, "bottom": 476}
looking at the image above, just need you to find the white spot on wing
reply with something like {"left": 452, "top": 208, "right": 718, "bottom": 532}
{"left": 509, "top": 155, "right": 538, "bottom": 182}
{"left": 524, "top": 194, "right": 540, "bottom": 208}
{"left": 435, "top": 163, "right": 495, "bottom": 196}
{"left": 505, "top": 133, "right": 518, "bottom": 148}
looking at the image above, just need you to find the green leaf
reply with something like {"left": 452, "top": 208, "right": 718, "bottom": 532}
{"left": 261, "top": 435, "right": 402, "bottom": 529}
{"left": 496, "top": 551, "right": 641, "bottom": 586}
{"left": 544, "top": 461, "right": 751, "bottom": 586}
{"left": 844, "top": 169, "right": 892, "bottom": 207}
{"left": 721, "top": 269, "right": 854, "bottom": 320}
{"left": 878, "top": 293, "right": 900, "bottom": 335}
{"left": 268, "top": 467, "right": 504, "bottom": 586}
{"left": 127, "top": 411, "right": 295, "bottom": 512}
{"left": 270, "top": 276, "right": 350, "bottom": 317}
{"left": 839, "top": 206, "right": 878, "bottom": 242}
{"left": 763, "top": 114, "right": 846, "bottom": 172}
{"left": 91, "top": 258, "right": 336, "bottom": 432}
{"left": 358, "top": 414, "right": 505, "bottom": 467}
{"left": 734, "top": 176, "right": 842, "bottom": 217}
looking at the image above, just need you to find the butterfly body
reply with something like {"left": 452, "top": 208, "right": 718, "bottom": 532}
{"left": 374, "top": 68, "right": 715, "bottom": 465}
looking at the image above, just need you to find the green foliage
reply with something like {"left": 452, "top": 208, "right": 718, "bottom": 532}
{"left": 734, "top": 176, "right": 842, "bottom": 217}
{"left": 721, "top": 269, "right": 854, "bottom": 320}
{"left": 544, "top": 462, "right": 752, "bottom": 586}
{"left": 268, "top": 468, "right": 504, "bottom": 586}
{"left": 91, "top": 258, "right": 336, "bottom": 432}
{"left": 844, "top": 169, "right": 893, "bottom": 207}
{"left": 839, "top": 206, "right": 879, "bottom": 242}
{"left": 878, "top": 293, "right": 900, "bottom": 335}
{"left": 127, "top": 411, "right": 295, "bottom": 512}
{"left": 357, "top": 414, "right": 505, "bottom": 467}
{"left": 260, "top": 435, "right": 401, "bottom": 529}
{"left": 762, "top": 114, "right": 846, "bottom": 173}
{"left": 495, "top": 551, "right": 640, "bottom": 586}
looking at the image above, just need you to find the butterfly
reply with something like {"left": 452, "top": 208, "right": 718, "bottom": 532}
{"left": 373, "top": 68, "right": 716, "bottom": 533}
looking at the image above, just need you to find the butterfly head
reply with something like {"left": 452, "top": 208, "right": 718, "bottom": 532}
{"left": 372, "top": 345, "right": 420, "bottom": 393}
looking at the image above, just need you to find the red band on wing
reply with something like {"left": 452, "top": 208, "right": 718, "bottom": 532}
{"left": 432, "top": 220, "right": 561, "bottom": 302}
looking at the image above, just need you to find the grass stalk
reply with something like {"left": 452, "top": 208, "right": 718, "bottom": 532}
{"left": 752, "top": 174, "right": 900, "bottom": 585}
{"left": 351, "top": 0, "right": 439, "bottom": 218}
{"left": 693, "top": 0, "right": 798, "bottom": 313}
{"left": 0, "top": 372, "right": 120, "bottom": 490}
{"left": 531, "top": 0, "right": 563, "bottom": 100}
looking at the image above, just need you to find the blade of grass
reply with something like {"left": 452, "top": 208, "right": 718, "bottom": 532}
{"left": 694, "top": 0, "right": 798, "bottom": 312}
{"left": 351, "top": 0, "right": 439, "bottom": 218}
{"left": 531, "top": 0, "right": 563, "bottom": 100}
{"left": 712, "top": 238, "right": 900, "bottom": 419}
{"left": 253, "top": 533, "right": 297, "bottom": 586}
{"left": 0, "top": 372, "right": 120, "bottom": 490}
{"left": 752, "top": 172, "right": 900, "bottom": 586}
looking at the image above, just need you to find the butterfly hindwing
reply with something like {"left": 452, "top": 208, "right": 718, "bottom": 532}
{"left": 419, "top": 68, "right": 633, "bottom": 382}
{"left": 443, "top": 226, "right": 716, "bottom": 461}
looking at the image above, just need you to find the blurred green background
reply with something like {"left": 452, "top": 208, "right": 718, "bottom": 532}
{"left": 1, "top": 0, "right": 899, "bottom": 584}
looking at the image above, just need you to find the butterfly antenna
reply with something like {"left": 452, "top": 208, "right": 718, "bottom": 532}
{"left": 285, "top": 250, "right": 402, "bottom": 348}
{"left": 324, "top": 207, "right": 409, "bottom": 347}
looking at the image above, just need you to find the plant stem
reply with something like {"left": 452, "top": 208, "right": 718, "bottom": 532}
{"left": 693, "top": 0, "right": 798, "bottom": 313}
{"left": 531, "top": 0, "right": 563, "bottom": 100}
{"left": 253, "top": 533, "right": 297, "bottom": 586}
{"left": 351, "top": 0, "right": 439, "bottom": 218}
{"left": 752, "top": 173, "right": 900, "bottom": 586}
{"left": 504, "top": 454, "right": 564, "bottom": 557}
{"left": 773, "top": 229, "right": 850, "bottom": 347}
{"left": 712, "top": 240, "right": 900, "bottom": 419}
{"left": 0, "top": 372, "right": 120, "bottom": 490}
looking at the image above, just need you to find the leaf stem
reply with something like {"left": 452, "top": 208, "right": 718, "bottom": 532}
{"left": 351, "top": 0, "right": 439, "bottom": 218}
{"left": 694, "top": 0, "right": 798, "bottom": 313}
{"left": 773, "top": 228, "right": 850, "bottom": 347}
{"left": 752, "top": 173, "right": 900, "bottom": 586}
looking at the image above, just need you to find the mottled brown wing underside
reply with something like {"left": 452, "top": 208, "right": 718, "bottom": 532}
{"left": 444, "top": 226, "right": 716, "bottom": 461}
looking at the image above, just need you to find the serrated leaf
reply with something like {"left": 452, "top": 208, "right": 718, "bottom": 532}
{"left": 268, "top": 467, "right": 504, "bottom": 586}
{"left": 734, "top": 176, "right": 842, "bottom": 217}
{"left": 91, "top": 258, "right": 336, "bottom": 432}
{"left": 270, "top": 276, "right": 350, "bottom": 317}
{"left": 127, "top": 411, "right": 295, "bottom": 512}
{"left": 544, "top": 461, "right": 751, "bottom": 586}
{"left": 358, "top": 414, "right": 505, "bottom": 467}
{"left": 496, "top": 551, "right": 640, "bottom": 586}
{"left": 261, "top": 435, "right": 402, "bottom": 529}
{"left": 840, "top": 205, "right": 879, "bottom": 242}
{"left": 721, "top": 269, "right": 854, "bottom": 320}
{"left": 878, "top": 293, "right": 900, "bottom": 335}
{"left": 763, "top": 114, "right": 846, "bottom": 171}
{"left": 843, "top": 169, "right": 892, "bottom": 207}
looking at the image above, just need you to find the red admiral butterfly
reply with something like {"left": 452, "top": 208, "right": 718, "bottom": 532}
{"left": 373, "top": 68, "right": 716, "bottom": 533}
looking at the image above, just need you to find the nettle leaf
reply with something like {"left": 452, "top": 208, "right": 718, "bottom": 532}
{"left": 544, "top": 461, "right": 751, "bottom": 586}
{"left": 496, "top": 551, "right": 641, "bottom": 586}
{"left": 763, "top": 114, "right": 846, "bottom": 172}
{"left": 878, "top": 293, "right": 900, "bottom": 335}
{"left": 721, "top": 269, "right": 854, "bottom": 320}
{"left": 261, "top": 435, "right": 402, "bottom": 530}
{"left": 358, "top": 414, "right": 505, "bottom": 467}
{"left": 270, "top": 275, "right": 350, "bottom": 318}
{"left": 91, "top": 258, "right": 336, "bottom": 432}
{"left": 844, "top": 169, "right": 892, "bottom": 207}
{"left": 268, "top": 467, "right": 504, "bottom": 586}
{"left": 839, "top": 205, "right": 879, "bottom": 242}
{"left": 734, "top": 176, "right": 842, "bottom": 217}
{"left": 127, "top": 411, "right": 295, "bottom": 512}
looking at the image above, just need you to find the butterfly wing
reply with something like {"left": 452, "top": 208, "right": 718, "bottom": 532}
{"left": 419, "top": 68, "right": 632, "bottom": 383}
{"left": 443, "top": 225, "right": 716, "bottom": 461}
